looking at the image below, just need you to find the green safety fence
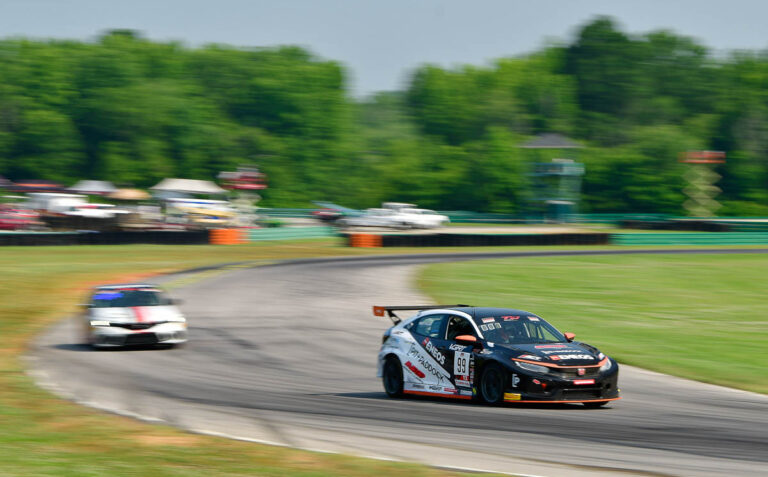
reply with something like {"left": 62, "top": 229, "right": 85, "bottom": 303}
{"left": 247, "top": 226, "right": 338, "bottom": 241}
{"left": 611, "top": 232, "right": 768, "bottom": 246}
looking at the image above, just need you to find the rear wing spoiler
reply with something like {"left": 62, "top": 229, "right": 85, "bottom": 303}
{"left": 373, "top": 304, "right": 470, "bottom": 325}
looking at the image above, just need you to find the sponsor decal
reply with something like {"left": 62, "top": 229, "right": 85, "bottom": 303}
{"left": 480, "top": 324, "right": 489, "bottom": 331}
{"left": 459, "top": 390, "right": 473, "bottom": 396}
{"left": 551, "top": 354, "right": 594, "bottom": 361}
{"left": 577, "top": 368, "right": 586, "bottom": 376}
{"left": 532, "top": 379, "right": 541, "bottom": 385}
{"left": 511, "top": 374, "right": 520, "bottom": 388}
{"left": 443, "top": 387, "right": 457, "bottom": 394}
{"left": 542, "top": 349, "right": 582, "bottom": 354}
{"left": 449, "top": 343, "right": 466, "bottom": 351}
{"left": 405, "top": 361, "right": 425, "bottom": 379}
{"left": 482, "top": 317, "right": 495, "bottom": 323}
{"left": 502, "top": 315, "right": 520, "bottom": 321}
{"left": 479, "top": 349, "right": 492, "bottom": 355}
{"left": 519, "top": 354, "right": 541, "bottom": 361}
{"left": 487, "top": 342, "right": 495, "bottom": 347}
{"left": 527, "top": 316, "right": 540, "bottom": 321}
{"left": 454, "top": 351, "right": 471, "bottom": 376}
{"left": 504, "top": 392, "right": 521, "bottom": 401}
{"left": 407, "top": 345, "right": 449, "bottom": 384}
{"left": 494, "top": 322, "right": 501, "bottom": 329}
{"left": 550, "top": 355, "right": 560, "bottom": 360}
{"left": 535, "top": 344, "right": 568, "bottom": 349}
{"left": 455, "top": 376, "right": 471, "bottom": 388}
{"left": 422, "top": 338, "right": 446, "bottom": 365}
{"left": 410, "top": 383, "right": 425, "bottom": 389}
{"left": 428, "top": 385, "right": 443, "bottom": 391}
{"left": 598, "top": 352, "right": 605, "bottom": 359}
{"left": 573, "top": 379, "right": 595, "bottom": 385}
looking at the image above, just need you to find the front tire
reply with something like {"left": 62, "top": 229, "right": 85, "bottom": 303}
{"left": 382, "top": 356, "right": 404, "bottom": 398}
{"left": 479, "top": 362, "right": 506, "bottom": 404}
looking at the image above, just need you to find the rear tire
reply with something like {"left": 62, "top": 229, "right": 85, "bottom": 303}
{"left": 382, "top": 356, "right": 404, "bottom": 398}
{"left": 583, "top": 401, "right": 609, "bottom": 408}
{"left": 479, "top": 362, "right": 506, "bottom": 404}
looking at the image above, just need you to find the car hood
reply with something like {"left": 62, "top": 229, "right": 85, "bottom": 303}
{"left": 497, "top": 342, "right": 602, "bottom": 365}
{"left": 90, "top": 305, "right": 185, "bottom": 323}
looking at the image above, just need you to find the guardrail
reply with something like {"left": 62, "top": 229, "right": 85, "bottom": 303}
{"left": 611, "top": 232, "right": 768, "bottom": 246}
{"left": 246, "top": 226, "right": 338, "bottom": 241}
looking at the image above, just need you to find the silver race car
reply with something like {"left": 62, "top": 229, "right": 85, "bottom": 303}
{"left": 82, "top": 284, "right": 188, "bottom": 348}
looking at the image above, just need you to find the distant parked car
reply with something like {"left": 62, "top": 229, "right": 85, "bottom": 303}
{"left": 395, "top": 208, "right": 450, "bottom": 228}
{"left": 0, "top": 204, "right": 42, "bottom": 230}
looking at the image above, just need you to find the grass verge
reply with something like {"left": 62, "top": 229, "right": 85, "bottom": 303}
{"left": 418, "top": 252, "right": 768, "bottom": 394}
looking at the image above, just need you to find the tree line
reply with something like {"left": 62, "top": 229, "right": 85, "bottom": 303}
{"left": 1, "top": 19, "right": 767, "bottom": 214}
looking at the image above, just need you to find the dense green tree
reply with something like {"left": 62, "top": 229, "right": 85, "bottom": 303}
{"left": 1, "top": 19, "right": 768, "bottom": 214}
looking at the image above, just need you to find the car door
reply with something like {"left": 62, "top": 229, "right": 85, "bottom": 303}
{"left": 404, "top": 313, "right": 452, "bottom": 390}
{"left": 441, "top": 314, "right": 479, "bottom": 395}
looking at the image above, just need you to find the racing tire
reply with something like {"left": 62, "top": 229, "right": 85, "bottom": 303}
{"left": 479, "top": 362, "right": 506, "bottom": 405}
{"left": 583, "top": 401, "right": 609, "bottom": 408}
{"left": 382, "top": 356, "right": 404, "bottom": 398}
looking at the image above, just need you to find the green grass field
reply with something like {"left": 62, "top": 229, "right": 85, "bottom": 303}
{"left": 419, "top": 253, "right": 768, "bottom": 394}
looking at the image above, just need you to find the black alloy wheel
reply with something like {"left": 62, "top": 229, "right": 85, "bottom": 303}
{"left": 479, "top": 362, "right": 506, "bottom": 404}
{"left": 383, "top": 356, "right": 404, "bottom": 398}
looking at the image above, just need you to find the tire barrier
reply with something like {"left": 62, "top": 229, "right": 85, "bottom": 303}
{"left": 344, "top": 232, "right": 610, "bottom": 247}
{"left": 209, "top": 228, "right": 247, "bottom": 245}
{"left": 620, "top": 219, "right": 731, "bottom": 232}
{"left": 0, "top": 230, "right": 209, "bottom": 246}
{"left": 349, "top": 233, "right": 383, "bottom": 247}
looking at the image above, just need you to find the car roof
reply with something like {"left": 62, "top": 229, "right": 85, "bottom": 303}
{"left": 95, "top": 283, "right": 159, "bottom": 290}
{"left": 445, "top": 307, "right": 536, "bottom": 320}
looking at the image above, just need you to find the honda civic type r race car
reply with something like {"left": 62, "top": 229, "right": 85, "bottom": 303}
{"left": 82, "top": 284, "right": 188, "bottom": 348}
{"left": 375, "top": 305, "right": 620, "bottom": 407}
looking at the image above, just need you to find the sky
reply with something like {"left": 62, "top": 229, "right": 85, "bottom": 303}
{"left": 2, "top": 0, "right": 768, "bottom": 96}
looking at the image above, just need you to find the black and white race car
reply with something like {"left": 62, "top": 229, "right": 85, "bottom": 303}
{"left": 375, "top": 305, "right": 620, "bottom": 407}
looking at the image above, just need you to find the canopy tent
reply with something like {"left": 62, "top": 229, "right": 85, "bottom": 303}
{"left": 150, "top": 178, "right": 226, "bottom": 195}
{"left": 108, "top": 188, "right": 150, "bottom": 200}
{"left": 69, "top": 180, "right": 117, "bottom": 195}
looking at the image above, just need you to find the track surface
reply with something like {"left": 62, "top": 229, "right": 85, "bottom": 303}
{"left": 29, "top": 250, "right": 768, "bottom": 477}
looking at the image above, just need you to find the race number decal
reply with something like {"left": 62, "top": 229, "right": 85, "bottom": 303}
{"left": 454, "top": 351, "right": 470, "bottom": 376}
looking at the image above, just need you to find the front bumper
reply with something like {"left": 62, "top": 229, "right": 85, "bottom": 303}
{"left": 89, "top": 322, "right": 187, "bottom": 348}
{"left": 504, "top": 363, "right": 620, "bottom": 403}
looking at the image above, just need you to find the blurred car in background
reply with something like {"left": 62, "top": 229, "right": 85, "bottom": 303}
{"left": 0, "top": 204, "right": 42, "bottom": 230}
{"left": 65, "top": 203, "right": 132, "bottom": 219}
{"left": 82, "top": 284, "right": 187, "bottom": 348}
{"left": 395, "top": 208, "right": 450, "bottom": 228}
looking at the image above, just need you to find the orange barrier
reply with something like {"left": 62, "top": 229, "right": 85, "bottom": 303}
{"left": 209, "top": 228, "right": 247, "bottom": 245}
{"left": 349, "top": 233, "right": 382, "bottom": 247}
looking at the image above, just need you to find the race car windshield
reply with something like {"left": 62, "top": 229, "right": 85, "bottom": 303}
{"left": 477, "top": 316, "right": 566, "bottom": 344}
{"left": 91, "top": 289, "right": 170, "bottom": 308}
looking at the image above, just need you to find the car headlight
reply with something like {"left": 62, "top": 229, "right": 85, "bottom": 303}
{"left": 514, "top": 360, "right": 550, "bottom": 374}
{"left": 599, "top": 358, "right": 612, "bottom": 372}
{"left": 89, "top": 320, "right": 110, "bottom": 327}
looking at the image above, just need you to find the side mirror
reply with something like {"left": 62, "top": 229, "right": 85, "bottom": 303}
{"left": 564, "top": 332, "right": 575, "bottom": 342}
{"left": 455, "top": 335, "right": 482, "bottom": 348}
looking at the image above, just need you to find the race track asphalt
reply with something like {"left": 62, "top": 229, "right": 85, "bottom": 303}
{"left": 28, "top": 250, "right": 768, "bottom": 477}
